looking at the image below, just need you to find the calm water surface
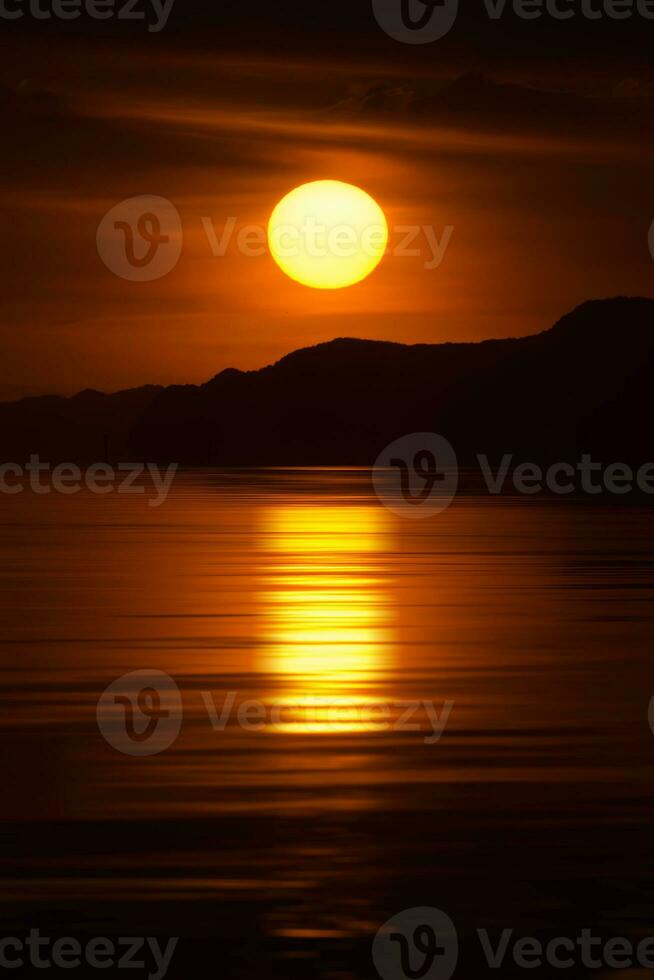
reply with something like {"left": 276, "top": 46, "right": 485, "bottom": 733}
{"left": 1, "top": 470, "right": 653, "bottom": 978}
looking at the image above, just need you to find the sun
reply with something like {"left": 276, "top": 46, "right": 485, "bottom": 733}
{"left": 267, "top": 180, "right": 388, "bottom": 289}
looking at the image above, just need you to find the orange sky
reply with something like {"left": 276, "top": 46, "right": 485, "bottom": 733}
{"left": 2, "top": 39, "right": 654, "bottom": 396}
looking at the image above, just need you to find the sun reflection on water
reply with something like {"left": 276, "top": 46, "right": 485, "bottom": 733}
{"left": 257, "top": 503, "right": 394, "bottom": 733}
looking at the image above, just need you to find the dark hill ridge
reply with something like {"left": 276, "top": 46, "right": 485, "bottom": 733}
{"left": 0, "top": 385, "right": 162, "bottom": 464}
{"left": 1, "top": 297, "right": 653, "bottom": 465}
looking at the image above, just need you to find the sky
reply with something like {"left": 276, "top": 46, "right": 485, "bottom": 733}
{"left": 1, "top": 3, "right": 654, "bottom": 396}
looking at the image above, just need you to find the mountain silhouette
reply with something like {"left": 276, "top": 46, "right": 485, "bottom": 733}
{"left": 0, "top": 385, "right": 162, "bottom": 464}
{"left": 1, "top": 297, "right": 652, "bottom": 466}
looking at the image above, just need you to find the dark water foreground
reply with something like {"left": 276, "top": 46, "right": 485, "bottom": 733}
{"left": 1, "top": 470, "right": 653, "bottom": 979}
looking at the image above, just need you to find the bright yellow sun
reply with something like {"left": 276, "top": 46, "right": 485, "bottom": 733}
{"left": 267, "top": 180, "right": 388, "bottom": 289}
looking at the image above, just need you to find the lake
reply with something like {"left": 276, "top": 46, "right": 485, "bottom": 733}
{"left": 1, "top": 470, "right": 653, "bottom": 978}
